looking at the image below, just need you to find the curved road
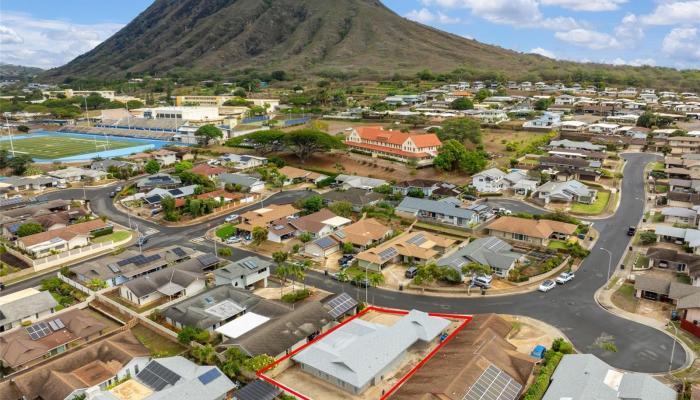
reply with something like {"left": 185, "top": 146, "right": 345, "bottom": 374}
{"left": 24, "top": 154, "right": 687, "bottom": 373}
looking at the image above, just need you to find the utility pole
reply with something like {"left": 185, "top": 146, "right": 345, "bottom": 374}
{"left": 4, "top": 115, "right": 15, "bottom": 157}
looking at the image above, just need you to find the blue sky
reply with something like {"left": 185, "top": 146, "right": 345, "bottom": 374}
{"left": 1, "top": 0, "right": 699, "bottom": 70}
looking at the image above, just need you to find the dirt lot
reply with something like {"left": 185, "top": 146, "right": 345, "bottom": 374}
{"left": 502, "top": 315, "right": 568, "bottom": 353}
{"left": 480, "top": 129, "right": 551, "bottom": 168}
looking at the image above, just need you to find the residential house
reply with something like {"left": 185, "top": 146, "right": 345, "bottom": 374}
{"left": 356, "top": 231, "right": 456, "bottom": 271}
{"left": 335, "top": 174, "right": 387, "bottom": 190}
{"left": 304, "top": 236, "right": 341, "bottom": 258}
{"left": 119, "top": 265, "right": 206, "bottom": 307}
{"left": 190, "top": 164, "right": 228, "bottom": 180}
{"left": 0, "top": 309, "right": 106, "bottom": 371}
{"left": 218, "top": 173, "right": 265, "bottom": 193}
{"left": 471, "top": 168, "right": 507, "bottom": 193}
{"left": 654, "top": 226, "right": 700, "bottom": 254}
{"left": 538, "top": 156, "right": 600, "bottom": 181}
{"left": 535, "top": 180, "right": 598, "bottom": 204}
{"left": 555, "top": 94, "right": 576, "bottom": 106}
{"left": 333, "top": 218, "right": 393, "bottom": 250}
{"left": 668, "top": 136, "right": 700, "bottom": 155}
{"left": 213, "top": 256, "right": 272, "bottom": 289}
{"left": 0, "top": 175, "right": 65, "bottom": 192}
{"left": 523, "top": 112, "right": 561, "bottom": 129}
{"left": 232, "top": 380, "right": 280, "bottom": 400}
{"left": 549, "top": 139, "right": 606, "bottom": 152}
{"left": 394, "top": 179, "right": 441, "bottom": 196}
{"left": 392, "top": 314, "right": 535, "bottom": 400}
{"left": 504, "top": 170, "right": 538, "bottom": 195}
{"left": 588, "top": 123, "right": 620, "bottom": 134}
{"left": 136, "top": 173, "right": 182, "bottom": 190}
{"left": 73, "top": 356, "right": 236, "bottom": 400}
{"left": 219, "top": 154, "right": 267, "bottom": 170}
{"left": 543, "top": 354, "right": 675, "bottom": 400}
{"left": 547, "top": 148, "right": 606, "bottom": 162}
{"left": 236, "top": 204, "right": 300, "bottom": 243}
{"left": 345, "top": 126, "right": 442, "bottom": 166}
{"left": 278, "top": 166, "right": 328, "bottom": 185}
{"left": 72, "top": 246, "right": 200, "bottom": 287}
{"left": 16, "top": 219, "right": 110, "bottom": 258}
{"left": 0, "top": 331, "right": 150, "bottom": 400}
{"left": 292, "top": 310, "right": 449, "bottom": 395}
{"left": 559, "top": 120, "right": 589, "bottom": 132}
{"left": 142, "top": 185, "right": 198, "bottom": 206}
{"left": 0, "top": 288, "right": 58, "bottom": 332}
{"left": 396, "top": 197, "right": 479, "bottom": 228}
{"left": 667, "top": 192, "right": 700, "bottom": 208}
{"left": 90, "top": 159, "right": 136, "bottom": 173}
{"left": 437, "top": 236, "right": 524, "bottom": 278}
{"left": 321, "top": 188, "right": 383, "bottom": 212}
{"left": 486, "top": 216, "right": 577, "bottom": 247}
{"left": 289, "top": 209, "right": 351, "bottom": 239}
{"left": 646, "top": 247, "right": 700, "bottom": 284}
{"left": 150, "top": 149, "right": 178, "bottom": 166}
{"left": 660, "top": 207, "right": 699, "bottom": 226}
{"left": 47, "top": 167, "right": 108, "bottom": 183}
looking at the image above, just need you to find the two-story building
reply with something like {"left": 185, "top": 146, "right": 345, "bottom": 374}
{"left": 345, "top": 126, "right": 442, "bottom": 166}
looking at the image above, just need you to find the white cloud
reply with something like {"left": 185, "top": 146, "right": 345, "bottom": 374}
{"left": 0, "top": 25, "right": 23, "bottom": 44}
{"left": 640, "top": 1, "right": 700, "bottom": 25}
{"left": 662, "top": 27, "right": 700, "bottom": 62}
{"left": 530, "top": 47, "right": 556, "bottom": 58}
{"left": 554, "top": 28, "right": 620, "bottom": 49}
{"left": 610, "top": 57, "right": 656, "bottom": 66}
{"left": 421, "top": 0, "right": 580, "bottom": 30}
{"left": 613, "top": 14, "right": 644, "bottom": 43}
{"left": 0, "top": 12, "right": 123, "bottom": 68}
{"left": 405, "top": 8, "right": 460, "bottom": 24}
{"left": 540, "top": 0, "right": 627, "bottom": 12}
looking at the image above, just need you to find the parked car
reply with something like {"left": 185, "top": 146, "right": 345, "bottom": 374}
{"left": 330, "top": 272, "right": 348, "bottom": 282}
{"left": 463, "top": 194, "right": 478, "bottom": 201}
{"left": 496, "top": 207, "right": 512, "bottom": 216}
{"left": 351, "top": 277, "right": 369, "bottom": 288}
{"left": 627, "top": 226, "right": 637, "bottom": 236}
{"left": 225, "top": 214, "right": 240, "bottom": 223}
{"left": 538, "top": 280, "right": 556, "bottom": 292}
{"left": 555, "top": 272, "right": 575, "bottom": 284}
{"left": 115, "top": 186, "right": 123, "bottom": 192}
{"left": 225, "top": 236, "right": 241, "bottom": 244}
{"left": 136, "top": 236, "right": 149, "bottom": 246}
{"left": 405, "top": 266, "right": 418, "bottom": 279}
{"left": 471, "top": 275, "right": 492, "bottom": 289}
{"left": 109, "top": 191, "right": 116, "bottom": 198}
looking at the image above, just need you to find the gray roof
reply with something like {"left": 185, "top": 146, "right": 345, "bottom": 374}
{"left": 335, "top": 174, "right": 387, "bottom": 189}
{"left": 475, "top": 168, "right": 507, "bottom": 180}
{"left": 660, "top": 207, "right": 697, "bottom": 218}
{"left": 0, "top": 290, "right": 57, "bottom": 326}
{"left": 397, "top": 197, "right": 476, "bottom": 220}
{"left": 1, "top": 175, "right": 62, "bottom": 187}
{"left": 292, "top": 310, "right": 449, "bottom": 389}
{"left": 217, "top": 173, "right": 261, "bottom": 188}
{"left": 90, "top": 159, "right": 135, "bottom": 171}
{"left": 138, "top": 356, "right": 236, "bottom": 400}
{"left": 124, "top": 266, "right": 203, "bottom": 298}
{"left": 136, "top": 173, "right": 182, "bottom": 188}
{"left": 163, "top": 286, "right": 288, "bottom": 330}
{"left": 72, "top": 246, "right": 196, "bottom": 281}
{"left": 542, "top": 354, "right": 675, "bottom": 400}
{"left": 232, "top": 379, "right": 280, "bottom": 400}
{"left": 536, "top": 180, "right": 595, "bottom": 201}
{"left": 655, "top": 226, "right": 700, "bottom": 247}
{"left": 549, "top": 139, "right": 605, "bottom": 151}
{"left": 322, "top": 188, "right": 383, "bottom": 207}
{"left": 213, "top": 256, "right": 272, "bottom": 281}
{"left": 634, "top": 275, "right": 671, "bottom": 295}
{"left": 437, "top": 236, "right": 522, "bottom": 273}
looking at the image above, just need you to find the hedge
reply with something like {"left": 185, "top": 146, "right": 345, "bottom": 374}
{"left": 522, "top": 351, "right": 563, "bottom": 400}
{"left": 281, "top": 289, "right": 311, "bottom": 303}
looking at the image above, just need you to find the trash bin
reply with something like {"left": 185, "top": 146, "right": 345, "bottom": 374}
{"left": 620, "top": 264, "right": 625, "bottom": 270}
{"left": 324, "top": 270, "right": 328, "bottom": 276}
{"left": 399, "top": 284, "right": 403, "bottom": 291}
{"left": 481, "top": 288, "right": 486, "bottom": 296}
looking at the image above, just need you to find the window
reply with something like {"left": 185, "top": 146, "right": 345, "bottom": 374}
{"left": 513, "top": 233, "right": 526, "bottom": 241}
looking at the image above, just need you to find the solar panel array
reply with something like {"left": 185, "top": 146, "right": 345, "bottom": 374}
{"left": 26, "top": 322, "right": 52, "bottom": 340}
{"left": 407, "top": 233, "right": 427, "bottom": 246}
{"left": 377, "top": 247, "right": 398, "bottom": 262}
{"left": 326, "top": 292, "right": 358, "bottom": 319}
{"left": 171, "top": 247, "right": 187, "bottom": 257}
{"left": 463, "top": 365, "right": 522, "bottom": 400}
{"left": 197, "top": 368, "right": 221, "bottom": 385}
{"left": 239, "top": 258, "right": 259, "bottom": 270}
{"left": 169, "top": 189, "right": 183, "bottom": 196}
{"left": 335, "top": 230, "right": 346, "bottom": 239}
{"left": 118, "top": 254, "right": 162, "bottom": 267}
{"left": 48, "top": 318, "right": 65, "bottom": 331}
{"left": 137, "top": 361, "right": 181, "bottom": 391}
{"left": 198, "top": 254, "right": 219, "bottom": 267}
{"left": 108, "top": 264, "right": 121, "bottom": 273}
{"left": 315, "top": 236, "right": 337, "bottom": 249}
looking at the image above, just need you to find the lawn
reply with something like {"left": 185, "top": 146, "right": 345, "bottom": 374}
{"left": 651, "top": 162, "right": 665, "bottom": 171}
{"left": 93, "top": 231, "right": 131, "bottom": 244}
{"left": 0, "top": 135, "right": 142, "bottom": 159}
{"left": 131, "top": 324, "right": 185, "bottom": 357}
{"left": 547, "top": 240, "right": 569, "bottom": 251}
{"left": 216, "top": 223, "right": 237, "bottom": 239}
{"left": 611, "top": 283, "right": 638, "bottom": 313}
{"left": 570, "top": 191, "right": 611, "bottom": 215}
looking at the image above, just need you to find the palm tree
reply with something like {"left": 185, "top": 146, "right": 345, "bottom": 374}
{"left": 275, "top": 264, "right": 290, "bottom": 297}
{"left": 368, "top": 272, "right": 385, "bottom": 287}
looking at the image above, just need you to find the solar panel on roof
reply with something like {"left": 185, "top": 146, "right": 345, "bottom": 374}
{"left": 198, "top": 254, "right": 219, "bottom": 267}
{"left": 377, "top": 247, "right": 398, "bottom": 262}
{"left": 137, "top": 361, "right": 181, "bottom": 391}
{"left": 26, "top": 322, "right": 51, "bottom": 340}
{"left": 169, "top": 189, "right": 183, "bottom": 196}
{"left": 240, "top": 259, "right": 257, "bottom": 270}
{"left": 54, "top": 318, "right": 65, "bottom": 329}
{"left": 462, "top": 364, "right": 522, "bottom": 400}
{"left": 144, "top": 195, "right": 163, "bottom": 204}
{"left": 48, "top": 320, "right": 59, "bottom": 330}
{"left": 171, "top": 247, "right": 187, "bottom": 257}
{"left": 407, "top": 233, "right": 427, "bottom": 246}
{"left": 335, "top": 230, "right": 346, "bottom": 239}
{"left": 108, "top": 264, "right": 121, "bottom": 273}
{"left": 197, "top": 368, "right": 221, "bottom": 385}
{"left": 325, "top": 293, "right": 358, "bottom": 319}
{"left": 315, "top": 236, "right": 337, "bottom": 249}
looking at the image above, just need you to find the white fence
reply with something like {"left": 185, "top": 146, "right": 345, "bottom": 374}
{"left": 58, "top": 272, "right": 95, "bottom": 296}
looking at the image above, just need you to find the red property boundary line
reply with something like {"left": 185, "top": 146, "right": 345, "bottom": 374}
{"left": 256, "top": 305, "right": 473, "bottom": 400}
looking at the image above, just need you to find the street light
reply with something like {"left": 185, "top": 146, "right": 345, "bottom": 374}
{"left": 600, "top": 247, "right": 613, "bottom": 281}
{"left": 668, "top": 322, "right": 678, "bottom": 374}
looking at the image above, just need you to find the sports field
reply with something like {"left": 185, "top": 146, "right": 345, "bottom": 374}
{"left": 0, "top": 135, "right": 143, "bottom": 159}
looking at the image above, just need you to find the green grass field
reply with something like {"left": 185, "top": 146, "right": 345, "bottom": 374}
{"left": 0, "top": 136, "right": 142, "bottom": 159}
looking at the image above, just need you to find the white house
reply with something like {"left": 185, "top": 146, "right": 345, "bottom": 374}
{"left": 554, "top": 94, "right": 576, "bottom": 106}
{"left": 560, "top": 121, "right": 589, "bottom": 132}
{"left": 213, "top": 256, "right": 272, "bottom": 289}
{"left": 536, "top": 180, "right": 598, "bottom": 205}
{"left": 219, "top": 154, "right": 267, "bottom": 170}
{"left": 471, "top": 168, "right": 507, "bottom": 193}
{"left": 588, "top": 123, "right": 620, "bottom": 134}
{"left": 120, "top": 268, "right": 206, "bottom": 307}
{"left": 523, "top": 112, "right": 561, "bottom": 129}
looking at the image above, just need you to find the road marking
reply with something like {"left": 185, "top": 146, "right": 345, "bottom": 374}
{"left": 190, "top": 237, "right": 206, "bottom": 244}
{"left": 144, "top": 228, "right": 159, "bottom": 236}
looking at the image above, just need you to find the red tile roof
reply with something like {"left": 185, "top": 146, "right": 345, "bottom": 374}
{"left": 190, "top": 164, "right": 227, "bottom": 176}
{"left": 344, "top": 141, "right": 430, "bottom": 158}
{"left": 352, "top": 126, "right": 441, "bottom": 148}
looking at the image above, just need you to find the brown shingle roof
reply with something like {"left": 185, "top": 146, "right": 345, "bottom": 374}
{"left": 18, "top": 219, "right": 108, "bottom": 248}
{"left": 289, "top": 209, "right": 337, "bottom": 234}
{"left": 486, "top": 217, "right": 577, "bottom": 239}
{"left": 336, "top": 218, "right": 392, "bottom": 246}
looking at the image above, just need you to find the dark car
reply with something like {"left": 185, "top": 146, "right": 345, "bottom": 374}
{"left": 351, "top": 278, "right": 369, "bottom": 288}
{"left": 627, "top": 226, "right": 637, "bottom": 236}
{"left": 463, "top": 195, "right": 478, "bottom": 201}
{"left": 136, "top": 236, "right": 149, "bottom": 246}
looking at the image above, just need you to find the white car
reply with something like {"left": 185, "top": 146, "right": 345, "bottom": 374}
{"left": 555, "top": 272, "right": 575, "bottom": 284}
{"left": 496, "top": 207, "right": 512, "bottom": 215}
{"left": 538, "top": 280, "right": 557, "bottom": 292}
{"left": 225, "top": 214, "right": 240, "bottom": 223}
{"left": 225, "top": 236, "right": 241, "bottom": 244}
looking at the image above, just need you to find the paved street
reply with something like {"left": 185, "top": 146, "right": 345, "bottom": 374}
{"left": 10, "top": 153, "right": 685, "bottom": 373}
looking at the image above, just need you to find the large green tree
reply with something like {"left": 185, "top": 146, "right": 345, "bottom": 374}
{"left": 450, "top": 97, "right": 474, "bottom": 110}
{"left": 437, "top": 118, "right": 482, "bottom": 145}
{"left": 17, "top": 222, "right": 44, "bottom": 237}
{"left": 9, "top": 154, "right": 33, "bottom": 175}
{"left": 434, "top": 139, "right": 487, "bottom": 173}
{"left": 229, "top": 130, "right": 285, "bottom": 154}
{"left": 195, "top": 124, "right": 223, "bottom": 146}
{"left": 284, "top": 129, "right": 343, "bottom": 163}
{"left": 144, "top": 159, "right": 160, "bottom": 174}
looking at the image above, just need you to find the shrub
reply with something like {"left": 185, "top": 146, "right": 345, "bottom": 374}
{"left": 639, "top": 231, "right": 657, "bottom": 245}
{"left": 218, "top": 247, "right": 232, "bottom": 257}
{"left": 177, "top": 326, "right": 210, "bottom": 344}
{"left": 522, "top": 351, "right": 563, "bottom": 400}
{"left": 281, "top": 289, "right": 310, "bottom": 303}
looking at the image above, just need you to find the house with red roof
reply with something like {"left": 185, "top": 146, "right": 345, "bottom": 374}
{"left": 345, "top": 126, "right": 442, "bottom": 166}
